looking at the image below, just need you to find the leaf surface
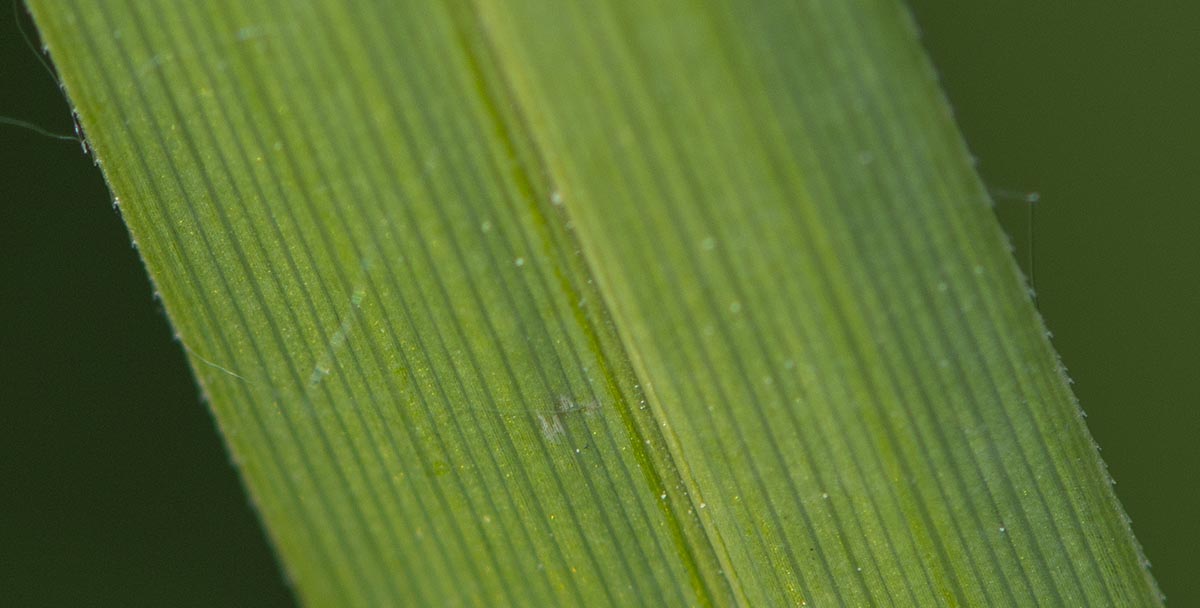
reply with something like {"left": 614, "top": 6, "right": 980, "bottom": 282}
{"left": 30, "top": 0, "right": 1160, "bottom": 605}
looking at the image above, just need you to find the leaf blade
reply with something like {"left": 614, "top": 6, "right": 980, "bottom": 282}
{"left": 30, "top": 0, "right": 1159, "bottom": 605}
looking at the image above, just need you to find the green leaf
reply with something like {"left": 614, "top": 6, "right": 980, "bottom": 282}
{"left": 29, "top": 0, "right": 1160, "bottom": 605}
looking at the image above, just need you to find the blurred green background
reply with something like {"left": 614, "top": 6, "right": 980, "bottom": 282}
{"left": 2, "top": 3, "right": 1194, "bottom": 606}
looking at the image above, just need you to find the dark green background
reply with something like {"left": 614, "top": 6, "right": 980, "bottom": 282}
{"left": 2, "top": 3, "right": 1194, "bottom": 605}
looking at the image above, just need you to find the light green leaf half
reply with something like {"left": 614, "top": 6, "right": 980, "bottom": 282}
{"left": 29, "top": 0, "right": 1160, "bottom": 605}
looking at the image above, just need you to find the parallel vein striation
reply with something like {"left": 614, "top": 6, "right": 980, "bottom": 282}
{"left": 31, "top": 0, "right": 1159, "bottom": 606}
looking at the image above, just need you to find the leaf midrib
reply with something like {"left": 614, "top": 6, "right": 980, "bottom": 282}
{"left": 446, "top": 4, "right": 734, "bottom": 604}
